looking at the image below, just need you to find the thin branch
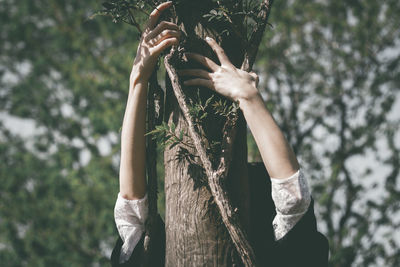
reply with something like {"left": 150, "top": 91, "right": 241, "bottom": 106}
{"left": 221, "top": 10, "right": 246, "bottom": 43}
{"left": 147, "top": 71, "right": 160, "bottom": 218}
{"left": 127, "top": 8, "right": 142, "bottom": 35}
{"left": 325, "top": 165, "right": 341, "bottom": 241}
{"left": 241, "top": 0, "right": 274, "bottom": 71}
{"left": 295, "top": 116, "right": 322, "bottom": 152}
{"left": 215, "top": 112, "right": 238, "bottom": 177}
{"left": 165, "top": 51, "right": 258, "bottom": 267}
{"left": 143, "top": 71, "right": 160, "bottom": 264}
{"left": 165, "top": 53, "right": 214, "bottom": 176}
{"left": 338, "top": 166, "right": 356, "bottom": 245}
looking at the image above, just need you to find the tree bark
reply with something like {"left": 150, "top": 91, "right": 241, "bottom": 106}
{"left": 163, "top": 101, "right": 250, "bottom": 266}
{"left": 161, "top": 1, "right": 273, "bottom": 265}
{"left": 163, "top": 38, "right": 251, "bottom": 266}
{"left": 164, "top": 51, "right": 255, "bottom": 265}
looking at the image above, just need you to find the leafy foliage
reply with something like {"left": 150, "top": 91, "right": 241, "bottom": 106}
{"left": 99, "top": 0, "right": 270, "bottom": 45}
{"left": 0, "top": 0, "right": 140, "bottom": 265}
{"left": 146, "top": 87, "right": 238, "bottom": 166}
{"left": 98, "top": 0, "right": 160, "bottom": 32}
{"left": 211, "top": 99, "right": 239, "bottom": 118}
{"left": 146, "top": 121, "right": 190, "bottom": 149}
{"left": 256, "top": 0, "right": 400, "bottom": 265}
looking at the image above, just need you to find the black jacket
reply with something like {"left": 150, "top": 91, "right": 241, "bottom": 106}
{"left": 111, "top": 163, "right": 329, "bottom": 266}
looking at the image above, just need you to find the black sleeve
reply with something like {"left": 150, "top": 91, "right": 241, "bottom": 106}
{"left": 111, "top": 233, "right": 145, "bottom": 267}
{"left": 248, "top": 162, "right": 329, "bottom": 266}
{"left": 110, "top": 215, "right": 165, "bottom": 267}
{"left": 271, "top": 198, "right": 329, "bottom": 267}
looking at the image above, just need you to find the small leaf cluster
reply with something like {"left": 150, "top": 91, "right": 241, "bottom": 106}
{"left": 98, "top": 0, "right": 163, "bottom": 34}
{"left": 99, "top": 0, "right": 271, "bottom": 46}
{"left": 146, "top": 89, "right": 238, "bottom": 167}
{"left": 203, "top": 9, "right": 227, "bottom": 22}
{"left": 188, "top": 89, "right": 239, "bottom": 122}
{"left": 201, "top": 0, "right": 269, "bottom": 40}
{"left": 188, "top": 90, "right": 215, "bottom": 122}
{"left": 186, "top": 89, "right": 239, "bottom": 166}
{"left": 211, "top": 99, "right": 239, "bottom": 118}
{"left": 146, "top": 121, "right": 190, "bottom": 150}
{"left": 101, "top": 1, "right": 150, "bottom": 22}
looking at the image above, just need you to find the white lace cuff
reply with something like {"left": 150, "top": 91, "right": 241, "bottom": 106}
{"left": 271, "top": 169, "right": 311, "bottom": 240}
{"left": 114, "top": 193, "right": 149, "bottom": 263}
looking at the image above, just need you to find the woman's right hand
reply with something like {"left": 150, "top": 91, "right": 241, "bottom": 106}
{"left": 130, "top": 1, "right": 181, "bottom": 85}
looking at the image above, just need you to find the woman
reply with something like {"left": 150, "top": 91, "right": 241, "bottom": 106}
{"left": 112, "top": 2, "right": 329, "bottom": 266}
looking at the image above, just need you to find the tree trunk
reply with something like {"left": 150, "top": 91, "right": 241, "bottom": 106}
{"left": 164, "top": 94, "right": 250, "bottom": 266}
{"left": 161, "top": 1, "right": 273, "bottom": 265}
{"left": 164, "top": 89, "right": 251, "bottom": 264}
{"left": 163, "top": 30, "right": 251, "bottom": 267}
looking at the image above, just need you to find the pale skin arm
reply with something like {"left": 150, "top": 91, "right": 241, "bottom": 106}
{"left": 179, "top": 37, "right": 299, "bottom": 179}
{"left": 119, "top": 1, "right": 180, "bottom": 200}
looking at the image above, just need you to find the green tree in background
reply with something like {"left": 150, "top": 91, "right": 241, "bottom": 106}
{"left": 257, "top": 1, "right": 400, "bottom": 266}
{"left": 0, "top": 0, "right": 399, "bottom": 266}
{"left": 0, "top": 0, "right": 138, "bottom": 265}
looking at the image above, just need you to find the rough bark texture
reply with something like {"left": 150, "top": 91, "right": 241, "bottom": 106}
{"left": 163, "top": 44, "right": 251, "bottom": 266}
{"left": 164, "top": 52, "right": 256, "bottom": 265}
{"left": 164, "top": 108, "right": 249, "bottom": 266}
{"left": 162, "top": 1, "right": 273, "bottom": 266}
{"left": 143, "top": 72, "right": 164, "bottom": 266}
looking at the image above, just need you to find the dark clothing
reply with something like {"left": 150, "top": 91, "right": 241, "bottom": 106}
{"left": 247, "top": 162, "right": 329, "bottom": 266}
{"left": 111, "top": 215, "right": 165, "bottom": 267}
{"left": 111, "top": 163, "right": 329, "bottom": 266}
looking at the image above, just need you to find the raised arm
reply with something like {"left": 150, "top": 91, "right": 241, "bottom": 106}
{"left": 179, "top": 37, "right": 299, "bottom": 179}
{"left": 119, "top": 1, "right": 180, "bottom": 200}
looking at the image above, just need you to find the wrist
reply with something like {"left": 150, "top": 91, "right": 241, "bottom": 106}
{"left": 130, "top": 65, "right": 150, "bottom": 90}
{"left": 236, "top": 85, "right": 261, "bottom": 104}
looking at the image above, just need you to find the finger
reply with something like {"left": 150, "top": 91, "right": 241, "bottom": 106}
{"left": 177, "top": 69, "right": 211, "bottom": 79}
{"left": 183, "top": 78, "right": 214, "bottom": 89}
{"left": 145, "top": 21, "right": 179, "bottom": 42}
{"left": 152, "top": 37, "right": 179, "bottom": 55}
{"left": 185, "top": 53, "right": 219, "bottom": 72}
{"left": 148, "top": 29, "right": 181, "bottom": 47}
{"left": 205, "top": 37, "right": 232, "bottom": 67}
{"left": 145, "top": 1, "right": 173, "bottom": 30}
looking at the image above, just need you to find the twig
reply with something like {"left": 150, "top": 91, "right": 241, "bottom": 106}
{"left": 215, "top": 112, "right": 238, "bottom": 177}
{"left": 127, "top": 8, "right": 142, "bottom": 35}
{"left": 241, "top": 0, "right": 274, "bottom": 71}
{"left": 221, "top": 10, "right": 246, "bottom": 43}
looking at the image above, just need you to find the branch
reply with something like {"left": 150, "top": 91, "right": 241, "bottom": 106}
{"left": 127, "top": 8, "right": 142, "bottom": 35}
{"left": 295, "top": 116, "right": 322, "bottom": 152}
{"left": 165, "top": 50, "right": 257, "bottom": 266}
{"left": 143, "top": 71, "right": 160, "bottom": 263}
{"left": 215, "top": 111, "right": 238, "bottom": 177}
{"left": 241, "top": 0, "right": 274, "bottom": 71}
{"left": 338, "top": 166, "right": 356, "bottom": 245}
{"left": 325, "top": 163, "right": 341, "bottom": 241}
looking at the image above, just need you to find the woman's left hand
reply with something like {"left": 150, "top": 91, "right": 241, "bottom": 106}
{"left": 178, "top": 37, "right": 259, "bottom": 102}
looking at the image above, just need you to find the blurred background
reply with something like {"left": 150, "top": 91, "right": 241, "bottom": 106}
{"left": 0, "top": 0, "right": 399, "bottom": 266}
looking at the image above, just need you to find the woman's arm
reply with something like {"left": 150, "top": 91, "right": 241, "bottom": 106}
{"left": 238, "top": 93, "right": 300, "bottom": 179}
{"left": 179, "top": 37, "right": 299, "bottom": 179}
{"left": 119, "top": 80, "right": 147, "bottom": 200}
{"left": 114, "top": 2, "right": 180, "bottom": 263}
{"left": 119, "top": 1, "right": 180, "bottom": 200}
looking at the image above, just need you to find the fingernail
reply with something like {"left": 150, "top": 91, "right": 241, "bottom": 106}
{"left": 205, "top": 36, "right": 212, "bottom": 41}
